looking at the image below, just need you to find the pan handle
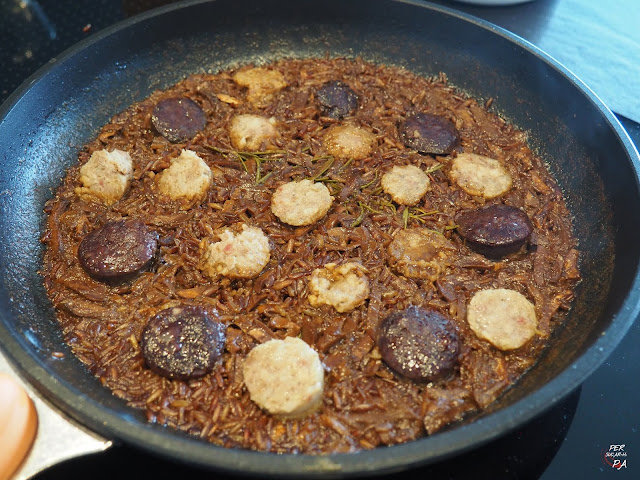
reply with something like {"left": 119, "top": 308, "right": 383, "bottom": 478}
{"left": 0, "top": 353, "right": 112, "bottom": 480}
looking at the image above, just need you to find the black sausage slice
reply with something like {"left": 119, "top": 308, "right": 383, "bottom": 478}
{"left": 378, "top": 306, "right": 459, "bottom": 382}
{"left": 316, "top": 80, "right": 359, "bottom": 119}
{"left": 151, "top": 97, "right": 207, "bottom": 143}
{"left": 400, "top": 113, "right": 460, "bottom": 154}
{"left": 78, "top": 219, "right": 159, "bottom": 282}
{"left": 456, "top": 204, "right": 533, "bottom": 258}
{"left": 141, "top": 305, "right": 226, "bottom": 380}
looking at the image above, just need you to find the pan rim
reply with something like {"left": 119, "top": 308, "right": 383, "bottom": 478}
{"left": 1, "top": 0, "right": 639, "bottom": 476}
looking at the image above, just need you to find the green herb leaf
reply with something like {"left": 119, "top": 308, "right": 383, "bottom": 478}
{"left": 204, "top": 145, "right": 285, "bottom": 183}
{"left": 359, "top": 171, "right": 379, "bottom": 190}
{"left": 425, "top": 163, "right": 444, "bottom": 174}
{"left": 351, "top": 202, "right": 366, "bottom": 227}
{"left": 359, "top": 201, "right": 383, "bottom": 214}
{"left": 309, "top": 156, "right": 335, "bottom": 182}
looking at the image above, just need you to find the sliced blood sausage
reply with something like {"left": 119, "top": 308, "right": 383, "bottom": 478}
{"left": 78, "top": 219, "right": 158, "bottom": 282}
{"left": 141, "top": 305, "right": 226, "bottom": 380}
{"left": 378, "top": 306, "right": 459, "bottom": 382}
{"left": 400, "top": 113, "right": 460, "bottom": 154}
{"left": 151, "top": 97, "right": 206, "bottom": 143}
{"left": 456, "top": 204, "right": 533, "bottom": 258}
{"left": 316, "top": 80, "right": 358, "bottom": 119}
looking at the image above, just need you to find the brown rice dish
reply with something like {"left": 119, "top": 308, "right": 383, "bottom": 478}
{"left": 41, "top": 57, "right": 580, "bottom": 454}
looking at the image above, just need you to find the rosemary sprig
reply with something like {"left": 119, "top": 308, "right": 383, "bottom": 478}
{"left": 377, "top": 198, "right": 396, "bottom": 214}
{"left": 310, "top": 154, "right": 334, "bottom": 163}
{"left": 350, "top": 201, "right": 387, "bottom": 228}
{"left": 207, "top": 146, "right": 249, "bottom": 173}
{"left": 256, "top": 171, "right": 275, "bottom": 185}
{"left": 315, "top": 177, "right": 342, "bottom": 184}
{"left": 205, "top": 145, "right": 285, "bottom": 183}
{"left": 309, "top": 156, "right": 335, "bottom": 182}
{"left": 351, "top": 202, "right": 366, "bottom": 228}
{"left": 424, "top": 163, "right": 444, "bottom": 174}
{"left": 402, "top": 208, "right": 410, "bottom": 228}
{"left": 402, "top": 207, "right": 439, "bottom": 228}
{"left": 338, "top": 157, "right": 355, "bottom": 172}
{"left": 412, "top": 207, "right": 439, "bottom": 216}
{"left": 359, "top": 171, "right": 379, "bottom": 190}
{"left": 359, "top": 201, "right": 383, "bottom": 214}
{"left": 236, "top": 152, "right": 249, "bottom": 172}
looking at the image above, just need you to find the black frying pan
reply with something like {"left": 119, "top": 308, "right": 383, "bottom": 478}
{"left": 1, "top": 0, "right": 639, "bottom": 477}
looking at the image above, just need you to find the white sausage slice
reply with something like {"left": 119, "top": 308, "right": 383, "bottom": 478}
{"left": 449, "top": 152, "right": 512, "bottom": 199}
{"left": 233, "top": 67, "right": 287, "bottom": 107}
{"left": 201, "top": 224, "right": 271, "bottom": 279}
{"left": 229, "top": 114, "right": 280, "bottom": 151}
{"left": 157, "top": 149, "right": 212, "bottom": 204}
{"left": 381, "top": 165, "right": 430, "bottom": 205}
{"left": 322, "top": 124, "right": 376, "bottom": 160}
{"left": 308, "top": 262, "right": 370, "bottom": 313}
{"left": 243, "top": 337, "right": 324, "bottom": 417}
{"left": 387, "top": 228, "right": 455, "bottom": 280}
{"left": 76, "top": 149, "right": 133, "bottom": 205}
{"left": 467, "top": 288, "right": 537, "bottom": 350}
{"left": 271, "top": 179, "right": 333, "bottom": 226}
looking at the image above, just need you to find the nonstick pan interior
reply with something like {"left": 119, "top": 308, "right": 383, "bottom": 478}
{"left": 0, "top": 0, "right": 639, "bottom": 477}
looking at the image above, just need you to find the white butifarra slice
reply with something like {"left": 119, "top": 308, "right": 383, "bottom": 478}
{"left": 322, "top": 124, "right": 376, "bottom": 160}
{"left": 271, "top": 179, "right": 333, "bottom": 226}
{"left": 232, "top": 67, "right": 287, "bottom": 108}
{"left": 381, "top": 164, "right": 431, "bottom": 205}
{"left": 156, "top": 149, "right": 212, "bottom": 204}
{"left": 76, "top": 149, "right": 133, "bottom": 205}
{"left": 308, "top": 262, "right": 370, "bottom": 313}
{"left": 229, "top": 114, "right": 280, "bottom": 151}
{"left": 243, "top": 337, "right": 325, "bottom": 417}
{"left": 467, "top": 288, "right": 538, "bottom": 350}
{"left": 449, "top": 152, "right": 512, "bottom": 199}
{"left": 201, "top": 224, "right": 271, "bottom": 279}
{"left": 387, "top": 228, "right": 454, "bottom": 281}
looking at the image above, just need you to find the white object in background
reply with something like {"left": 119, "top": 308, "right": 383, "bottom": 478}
{"left": 0, "top": 353, "right": 111, "bottom": 480}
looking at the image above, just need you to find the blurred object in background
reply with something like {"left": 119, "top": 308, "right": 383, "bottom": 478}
{"left": 0, "top": 0, "right": 122, "bottom": 102}
{"left": 122, "top": 0, "right": 179, "bottom": 16}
